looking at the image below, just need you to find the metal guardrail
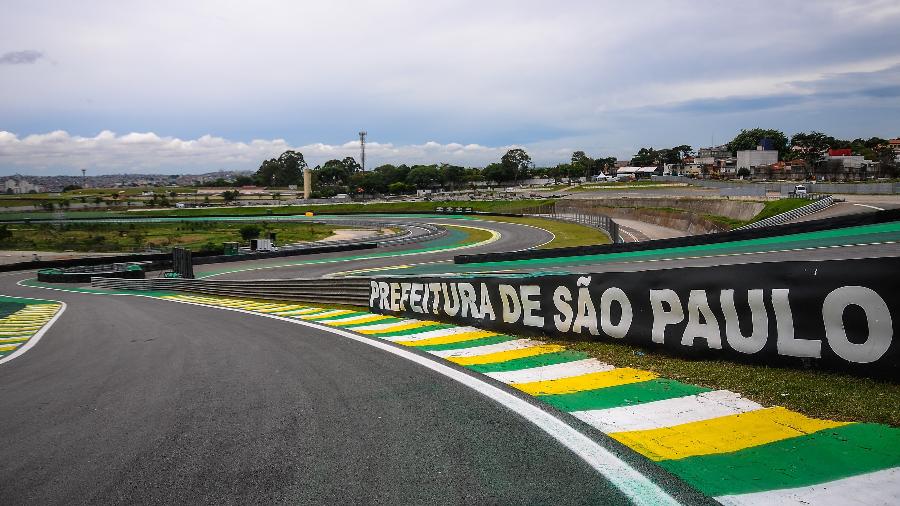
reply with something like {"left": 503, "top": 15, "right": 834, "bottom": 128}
{"left": 735, "top": 196, "right": 835, "bottom": 230}
{"left": 91, "top": 276, "right": 373, "bottom": 306}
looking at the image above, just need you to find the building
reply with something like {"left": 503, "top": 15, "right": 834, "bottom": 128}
{"left": 890, "top": 139, "right": 900, "bottom": 159}
{"left": 615, "top": 166, "right": 662, "bottom": 179}
{"left": 3, "top": 179, "right": 43, "bottom": 194}
{"left": 736, "top": 147, "right": 778, "bottom": 172}
{"left": 820, "top": 151, "right": 878, "bottom": 181}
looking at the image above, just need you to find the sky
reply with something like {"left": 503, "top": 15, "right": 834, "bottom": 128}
{"left": 2, "top": 0, "right": 900, "bottom": 175}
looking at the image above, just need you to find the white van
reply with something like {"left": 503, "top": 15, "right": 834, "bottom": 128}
{"left": 794, "top": 185, "right": 808, "bottom": 196}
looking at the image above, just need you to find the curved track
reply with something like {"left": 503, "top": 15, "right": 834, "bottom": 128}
{"left": 1, "top": 216, "right": 682, "bottom": 504}
{"left": 2, "top": 212, "right": 897, "bottom": 504}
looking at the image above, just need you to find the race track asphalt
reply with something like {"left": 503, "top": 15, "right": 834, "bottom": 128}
{"left": 0, "top": 274, "right": 679, "bottom": 505}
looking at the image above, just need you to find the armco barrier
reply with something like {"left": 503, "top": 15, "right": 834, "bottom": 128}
{"left": 735, "top": 196, "right": 834, "bottom": 230}
{"left": 368, "top": 258, "right": 899, "bottom": 378}
{"left": 39, "top": 263, "right": 146, "bottom": 283}
{"left": 455, "top": 207, "right": 900, "bottom": 265}
{"left": 91, "top": 277, "right": 373, "bottom": 306}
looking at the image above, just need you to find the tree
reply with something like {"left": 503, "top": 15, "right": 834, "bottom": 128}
{"left": 571, "top": 151, "right": 593, "bottom": 178}
{"left": 406, "top": 165, "right": 441, "bottom": 190}
{"left": 0, "top": 225, "right": 12, "bottom": 242}
{"left": 631, "top": 147, "right": 659, "bottom": 166}
{"left": 482, "top": 162, "right": 514, "bottom": 184}
{"left": 790, "top": 131, "right": 832, "bottom": 178}
{"left": 737, "top": 167, "right": 751, "bottom": 178}
{"left": 342, "top": 157, "right": 361, "bottom": 173}
{"left": 727, "top": 128, "right": 789, "bottom": 159}
{"left": 222, "top": 190, "right": 240, "bottom": 203}
{"left": 239, "top": 225, "right": 261, "bottom": 241}
{"left": 62, "top": 185, "right": 82, "bottom": 192}
{"left": 350, "top": 171, "right": 386, "bottom": 194}
{"left": 317, "top": 159, "right": 351, "bottom": 187}
{"left": 500, "top": 148, "right": 533, "bottom": 183}
{"left": 439, "top": 164, "right": 466, "bottom": 190}
{"left": 387, "top": 181, "right": 414, "bottom": 194}
{"left": 255, "top": 150, "right": 308, "bottom": 186}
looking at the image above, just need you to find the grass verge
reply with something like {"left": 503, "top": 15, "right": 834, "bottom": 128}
{"left": 0, "top": 221, "right": 343, "bottom": 253}
{"left": 475, "top": 215, "right": 612, "bottom": 248}
{"left": 548, "top": 337, "right": 900, "bottom": 426}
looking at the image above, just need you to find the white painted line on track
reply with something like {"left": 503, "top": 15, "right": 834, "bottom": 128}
{"left": 852, "top": 203, "right": 885, "bottom": 211}
{"left": 0, "top": 300, "right": 66, "bottom": 366}
{"left": 572, "top": 390, "right": 763, "bottom": 434}
{"left": 161, "top": 298, "right": 682, "bottom": 506}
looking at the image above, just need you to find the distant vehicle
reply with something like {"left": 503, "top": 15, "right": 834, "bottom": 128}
{"left": 592, "top": 174, "right": 612, "bottom": 182}
{"left": 332, "top": 193, "right": 349, "bottom": 199}
{"left": 615, "top": 174, "right": 634, "bottom": 182}
{"left": 175, "top": 202, "right": 186, "bottom": 208}
{"left": 794, "top": 185, "right": 808, "bottom": 196}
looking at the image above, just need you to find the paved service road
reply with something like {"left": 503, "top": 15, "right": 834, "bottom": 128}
{"left": 0, "top": 272, "right": 699, "bottom": 505}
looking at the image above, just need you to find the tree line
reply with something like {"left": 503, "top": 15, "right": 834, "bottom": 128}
{"left": 205, "top": 128, "right": 897, "bottom": 196}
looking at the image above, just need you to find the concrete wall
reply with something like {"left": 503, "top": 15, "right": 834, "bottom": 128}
{"left": 568, "top": 197, "right": 764, "bottom": 221}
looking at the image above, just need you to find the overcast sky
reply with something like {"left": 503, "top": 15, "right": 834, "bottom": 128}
{"left": 2, "top": 0, "right": 899, "bottom": 175}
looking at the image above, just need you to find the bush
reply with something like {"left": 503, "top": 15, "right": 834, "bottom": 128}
{"left": 239, "top": 224, "right": 261, "bottom": 241}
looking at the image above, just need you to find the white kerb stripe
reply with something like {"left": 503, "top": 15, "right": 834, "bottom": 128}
{"left": 352, "top": 319, "right": 422, "bottom": 331}
{"left": 384, "top": 326, "right": 481, "bottom": 342}
{"left": 486, "top": 359, "right": 615, "bottom": 384}
{"left": 716, "top": 466, "right": 900, "bottom": 506}
{"left": 320, "top": 313, "right": 382, "bottom": 324}
{"left": 572, "top": 390, "right": 763, "bottom": 434}
{"left": 429, "top": 339, "right": 540, "bottom": 358}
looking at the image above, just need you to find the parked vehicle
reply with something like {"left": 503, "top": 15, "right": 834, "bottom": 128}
{"left": 794, "top": 185, "right": 808, "bottom": 196}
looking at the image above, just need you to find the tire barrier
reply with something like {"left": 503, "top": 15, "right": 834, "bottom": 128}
{"left": 90, "top": 276, "right": 373, "bottom": 306}
{"left": 455, "top": 207, "right": 900, "bottom": 265}
{"left": 368, "top": 257, "right": 898, "bottom": 378}
{"left": 734, "top": 196, "right": 834, "bottom": 230}
{"left": 38, "top": 263, "right": 146, "bottom": 283}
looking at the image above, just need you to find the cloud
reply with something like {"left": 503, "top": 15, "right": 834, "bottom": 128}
{"left": 0, "top": 130, "right": 538, "bottom": 174}
{"left": 0, "top": 50, "right": 43, "bottom": 65}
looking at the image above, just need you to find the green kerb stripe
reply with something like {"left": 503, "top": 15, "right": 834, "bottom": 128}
{"left": 539, "top": 378, "right": 711, "bottom": 412}
{"left": 415, "top": 335, "right": 516, "bottom": 352}
{"left": 659, "top": 422, "right": 900, "bottom": 497}
{"left": 465, "top": 350, "right": 589, "bottom": 373}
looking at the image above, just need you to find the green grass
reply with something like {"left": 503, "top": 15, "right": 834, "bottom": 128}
{"left": 0, "top": 221, "right": 343, "bottom": 253}
{"left": 477, "top": 215, "right": 612, "bottom": 248}
{"left": 548, "top": 338, "right": 900, "bottom": 426}
{"left": 444, "top": 224, "right": 496, "bottom": 245}
{"left": 750, "top": 198, "right": 812, "bottom": 223}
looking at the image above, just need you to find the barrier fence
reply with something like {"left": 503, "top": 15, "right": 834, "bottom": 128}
{"left": 368, "top": 257, "right": 898, "bottom": 378}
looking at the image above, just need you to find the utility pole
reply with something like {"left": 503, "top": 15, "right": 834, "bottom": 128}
{"left": 358, "top": 131, "right": 367, "bottom": 172}
{"left": 81, "top": 168, "right": 86, "bottom": 189}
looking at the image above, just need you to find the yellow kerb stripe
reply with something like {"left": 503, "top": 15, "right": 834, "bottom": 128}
{"left": 397, "top": 330, "right": 497, "bottom": 347}
{"left": 512, "top": 368, "right": 657, "bottom": 396}
{"left": 0, "top": 344, "right": 20, "bottom": 352}
{"left": 610, "top": 406, "right": 851, "bottom": 462}
{"left": 448, "top": 344, "right": 565, "bottom": 366}
{"left": 327, "top": 315, "right": 391, "bottom": 326}
{"left": 357, "top": 321, "right": 438, "bottom": 335}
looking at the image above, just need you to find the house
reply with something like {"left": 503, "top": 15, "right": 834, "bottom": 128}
{"left": 736, "top": 146, "right": 778, "bottom": 172}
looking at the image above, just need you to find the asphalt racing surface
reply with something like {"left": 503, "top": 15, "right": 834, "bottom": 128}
{"left": 0, "top": 276, "right": 683, "bottom": 505}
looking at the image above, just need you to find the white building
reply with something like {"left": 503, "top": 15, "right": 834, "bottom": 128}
{"left": 3, "top": 179, "right": 43, "bottom": 194}
{"left": 736, "top": 148, "right": 778, "bottom": 171}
